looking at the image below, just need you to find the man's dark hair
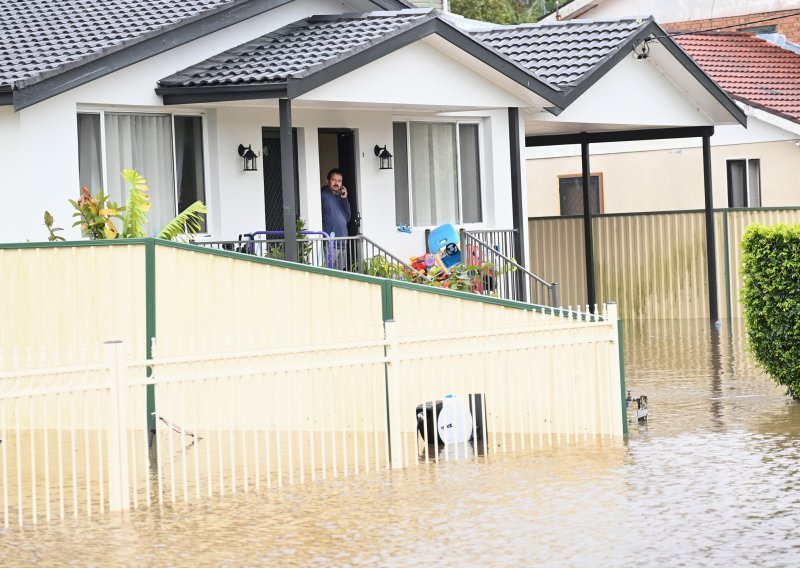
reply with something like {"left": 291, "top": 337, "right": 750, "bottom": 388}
{"left": 326, "top": 168, "right": 343, "bottom": 180}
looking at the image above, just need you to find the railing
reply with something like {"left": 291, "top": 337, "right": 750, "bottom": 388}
{"left": 191, "top": 232, "right": 418, "bottom": 280}
{"left": 460, "top": 229, "right": 559, "bottom": 307}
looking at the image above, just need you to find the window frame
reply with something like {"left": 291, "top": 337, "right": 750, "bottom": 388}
{"left": 557, "top": 172, "right": 604, "bottom": 216}
{"left": 76, "top": 107, "right": 210, "bottom": 231}
{"left": 726, "top": 158, "right": 761, "bottom": 208}
{"left": 393, "top": 118, "right": 486, "bottom": 228}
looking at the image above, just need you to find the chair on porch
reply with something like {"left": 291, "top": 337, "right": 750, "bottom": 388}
{"left": 427, "top": 224, "right": 462, "bottom": 270}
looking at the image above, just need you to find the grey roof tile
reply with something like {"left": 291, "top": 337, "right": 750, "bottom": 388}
{"left": 472, "top": 19, "right": 647, "bottom": 87}
{"left": 159, "top": 11, "right": 434, "bottom": 87}
{"left": 0, "top": 0, "right": 244, "bottom": 87}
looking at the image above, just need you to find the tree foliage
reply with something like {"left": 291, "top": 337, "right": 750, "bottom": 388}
{"left": 740, "top": 223, "right": 800, "bottom": 399}
{"left": 450, "top": 0, "right": 559, "bottom": 25}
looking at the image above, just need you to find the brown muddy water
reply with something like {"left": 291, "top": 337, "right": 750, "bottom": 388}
{"left": 2, "top": 319, "right": 799, "bottom": 566}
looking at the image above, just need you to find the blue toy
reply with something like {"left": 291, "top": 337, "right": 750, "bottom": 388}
{"left": 427, "top": 223, "right": 462, "bottom": 269}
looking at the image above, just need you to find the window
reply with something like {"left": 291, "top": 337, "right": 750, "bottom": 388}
{"left": 558, "top": 174, "right": 603, "bottom": 216}
{"left": 727, "top": 159, "right": 761, "bottom": 208}
{"left": 77, "top": 111, "right": 206, "bottom": 235}
{"left": 393, "top": 121, "right": 482, "bottom": 226}
{"left": 741, "top": 25, "right": 777, "bottom": 34}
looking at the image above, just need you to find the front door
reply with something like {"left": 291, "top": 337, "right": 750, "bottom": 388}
{"left": 318, "top": 129, "right": 359, "bottom": 236}
{"left": 262, "top": 128, "right": 299, "bottom": 231}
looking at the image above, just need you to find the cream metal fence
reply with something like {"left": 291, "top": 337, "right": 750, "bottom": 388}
{"left": 529, "top": 208, "right": 800, "bottom": 321}
{"left": 0, "top": 303, "right": 622, "bottom": 527}
{"left": 0, "top": 240, "right": 625, "bottom": 526}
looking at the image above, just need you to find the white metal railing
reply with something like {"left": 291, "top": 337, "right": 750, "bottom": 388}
{"left": 0, "top": 303, "right": 621, "bottom": 526}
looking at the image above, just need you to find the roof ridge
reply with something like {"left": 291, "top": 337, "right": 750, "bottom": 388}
{"left": 305, "top": 8, "right": 435, "bottom": 22}
{"left": 293, "top": 11, "right": 438, "bottom": 80}
{"left": 489, "top": 15, "right": 653, "bottom": 30}
{"left": 6, "top": 0, "right": 253, "bottom": 90}
{"left": 158, "top": 9, "right": 440, "bottom": 87}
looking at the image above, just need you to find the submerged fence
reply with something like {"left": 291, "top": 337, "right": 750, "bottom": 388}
{"left": 0, "top": 302, "right": 622, "bottom": 527}
{"left": 0, "top": 240, "right": 624, "bottom": 526}
{"left": 529, "top": 207, "right": 800, "bottom": 320}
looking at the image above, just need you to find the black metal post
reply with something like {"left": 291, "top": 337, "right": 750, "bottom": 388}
{"left": 280, "top": 98, "right": 297, "bottom": 262}
{"left": 508, "top": 107, "right": 527, "bottom": 302}
{"left": 581, "top": 138, "right": 596, "bottom": 312}
{"left": 702, "top": 133, "right": 719, "bottom": 323}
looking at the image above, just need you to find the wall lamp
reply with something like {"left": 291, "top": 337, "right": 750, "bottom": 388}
{"left": 374, "top": 145, "right": 393, "bottom": 170}
{"left": 237, "top": 144, "right": 259, "bottom": 172}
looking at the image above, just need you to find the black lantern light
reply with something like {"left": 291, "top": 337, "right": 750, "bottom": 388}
{"left": 237, "top": 144, "right": 259, "bottom": 172}
{"left": 373, "top": 145, "right": 393, "bottom": 170}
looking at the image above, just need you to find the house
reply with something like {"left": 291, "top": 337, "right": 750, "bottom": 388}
{"left": 544, "top": 0, "right": 800, "bottom": 44}
{"left": 0, "top": 1, "right": 744, "bottom": 274}
{"left": 527, "top": 31, "right": 800, "bottom": 216}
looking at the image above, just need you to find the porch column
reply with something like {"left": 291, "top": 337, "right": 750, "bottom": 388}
{"left": 581, "top": 138, "right": 596, "bottom": 312}
{"left": 508, "top": 107, "right": 527, "bottom": 302}
{"left": 702, "top": 133, "right": 719, "bottom": 323}
{"left": 280, "top": 98, "right": 298, "bottom": 262}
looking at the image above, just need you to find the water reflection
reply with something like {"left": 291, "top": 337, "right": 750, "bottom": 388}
{"left": 3, "top": 319, "right": 800, "bottom": 566}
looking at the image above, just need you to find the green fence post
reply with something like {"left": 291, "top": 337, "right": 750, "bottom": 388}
{"left": 145, "top": 239, "right": 157, "bottom": 461}
{"left": 723, "top": 210, "right": 733, "bottom": 323}
{"left": 607, "top": 302, "right": 628, "bottom": 436}
{"left": 381, "top": 281, "right": 398, "bottom": 467}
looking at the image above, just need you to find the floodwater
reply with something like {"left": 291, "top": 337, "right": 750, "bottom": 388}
{"left": 3, "top": 319, "right": 800, "bottom": 566}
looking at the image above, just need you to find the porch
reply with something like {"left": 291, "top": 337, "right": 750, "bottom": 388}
{"left": 190, "top": 227, "right": 560, "bottom": 307}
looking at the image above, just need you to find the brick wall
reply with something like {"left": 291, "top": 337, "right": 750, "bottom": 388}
{"left": 663, "top": 9, "right": 800, "bottom": 43}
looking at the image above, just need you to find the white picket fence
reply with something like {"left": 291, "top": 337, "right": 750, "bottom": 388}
{"left": 0, "top": 304, "right": 623, "bottom": 526}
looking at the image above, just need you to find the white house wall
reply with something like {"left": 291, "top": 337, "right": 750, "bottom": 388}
{"left": 0, "top": 107, "right": 22, "bottom": 240}
{"left": 210, "top": 105, "right": 516, "bottom": 262}
{"left": 3, "top": 0, "right": 347, "bottom": 244}
{"left": 564, "top": 0, "right": 798, "bottom": 21}
{"left": 528, "top": 55, "right": 715, "bottom": 134}
{"left": 527, "top": 136, "right": 800, "bottom": 216}
{"left": 299, "top": 41, "right": 533, "bottom": 109}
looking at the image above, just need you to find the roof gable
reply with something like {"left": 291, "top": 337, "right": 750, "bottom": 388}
{"left": 156, "top": 10, "right": 562, "bottom": 105}
{"left": 158, "top": 11, "right": 434, "bottom": 88}
{"left": 675, "top": 32, "right": 800, "bottom": 124}
{"left": 472, "top": 17, "right": 646, "bottom": 87}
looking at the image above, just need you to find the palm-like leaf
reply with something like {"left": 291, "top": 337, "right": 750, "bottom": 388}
{"left": 158, "top": 201, "right": 208, "bottom": 241}
{"left": 120, "top": 169, "right": 151, "bottom": 238}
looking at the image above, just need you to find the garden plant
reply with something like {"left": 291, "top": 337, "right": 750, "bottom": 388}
{"left": 740, "top": 223, "right": 800, "bottom": 399}
{"left": 44, "top": 169, "right": 207, "bottom": 242}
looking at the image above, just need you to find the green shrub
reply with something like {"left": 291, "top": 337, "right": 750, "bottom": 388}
{"left": 740, "top": 223, "right": 800, "bottom": 399}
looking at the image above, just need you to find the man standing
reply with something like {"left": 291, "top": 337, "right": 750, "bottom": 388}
{"left": 320, "top": 168, "right": 351, "bottom": 269}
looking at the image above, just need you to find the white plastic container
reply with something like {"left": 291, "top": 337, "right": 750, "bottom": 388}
{"left": 437, "top": 394, "right": 473, "bottom": 445}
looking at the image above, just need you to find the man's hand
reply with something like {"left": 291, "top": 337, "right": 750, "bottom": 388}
{"left": 340, "top": 186, "right": 348, "bottom": 198}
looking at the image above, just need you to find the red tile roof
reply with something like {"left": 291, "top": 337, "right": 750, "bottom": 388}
{"left": 674, "top": 32, "right": 800, "bottom": 124}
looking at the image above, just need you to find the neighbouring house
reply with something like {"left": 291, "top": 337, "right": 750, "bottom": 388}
{"left": 544, "top": 0, "right": 800, "bottom": 44}
{"left": 527, "top": 31, "right": 800, "bottom": 216}
{"left": 0, "top": 1, "right": 745, "bottom": 272}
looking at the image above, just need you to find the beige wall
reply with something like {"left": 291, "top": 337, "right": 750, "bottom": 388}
{"left": 528, "top": 140, "right": 800, "bottom": 217}
{"left": 0, "top": 244, "right": 147, "bottom": 365}
{"left": 529, "top": 208, "right": 800, "bottom": 320}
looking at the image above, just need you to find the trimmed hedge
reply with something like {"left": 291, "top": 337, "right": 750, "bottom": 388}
{"left": 740, "top": 223, "right": 800, "bottom": 399}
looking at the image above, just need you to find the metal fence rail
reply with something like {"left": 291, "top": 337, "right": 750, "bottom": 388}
{"left": 191, "top": 233, "right": 418, "bottom": 280}
{"left": 461, "top": 229, "right": 559, "bottom": 307}
{"left": 528, "top": 207, "right": 800, "bottom": 320}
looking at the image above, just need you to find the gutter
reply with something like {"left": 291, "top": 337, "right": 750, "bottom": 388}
{"left": 0, "top": 86, "right": 12, "bottom": 106}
